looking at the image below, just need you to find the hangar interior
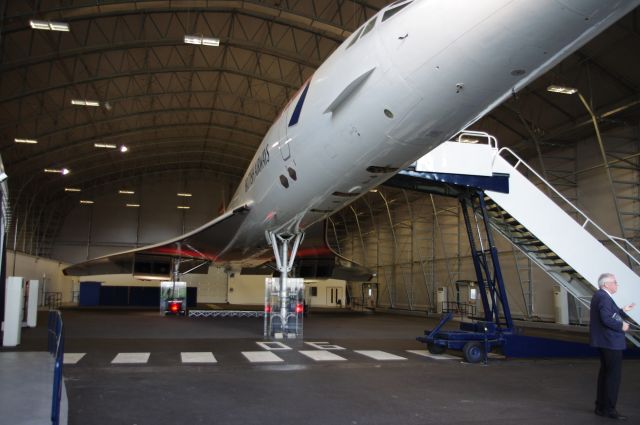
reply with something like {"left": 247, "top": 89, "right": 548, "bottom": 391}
{"left": 1, "top": 1, "right": 640, "bottom": 324}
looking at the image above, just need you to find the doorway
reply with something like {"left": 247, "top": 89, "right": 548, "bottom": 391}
{"left": 326, "top": 287, "right": 343, "bottom": 307}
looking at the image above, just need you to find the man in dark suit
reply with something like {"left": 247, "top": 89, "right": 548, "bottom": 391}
{"left": 590, "top": 272, "right": 635, "bottom": 420}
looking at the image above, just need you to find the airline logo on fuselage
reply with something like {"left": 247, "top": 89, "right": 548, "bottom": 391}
{"left": 244, "top": 146, "right": 270, "bottom": 192}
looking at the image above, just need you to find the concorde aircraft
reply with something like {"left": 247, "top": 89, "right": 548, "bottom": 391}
{"left": 64, "top": 0, "right": 640, "bottom": 283}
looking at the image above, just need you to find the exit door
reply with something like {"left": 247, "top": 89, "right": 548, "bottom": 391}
{"left": 327, "top": 287, "right": 343, "bottom": 307}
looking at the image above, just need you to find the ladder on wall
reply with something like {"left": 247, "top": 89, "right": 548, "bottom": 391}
{"left": 415, "top": 132, "right": 640, "bottom": 346}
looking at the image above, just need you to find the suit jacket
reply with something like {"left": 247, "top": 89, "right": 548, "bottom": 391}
{"left": 590, "top": 288, "right": 627, "bottom": 350}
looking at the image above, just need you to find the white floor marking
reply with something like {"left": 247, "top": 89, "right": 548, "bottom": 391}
{"left": 256, "top": 341, "right": 292, "bottom": 351}
{"left": 111, "top": 352, "right": 150, "bottom": 364}
{"left": 304, "top": 341, "right": 346, "bottom": 350}
{"left": 299, "top": 350, "right": 347, "bottom": 361}
{"left": 63, "top": 353, "right": 86, "bottom": 364}
{"left": 181, "top": 352, "right": 217, "bottom": 363}
{"left": 242, "top": 351, "right": 284, "bottom": 363}
{"left": 406, "top": 350, "right": 458, "bottom": 360}
{"left": 354, "top": 350, "right": 407, "bottom": 360}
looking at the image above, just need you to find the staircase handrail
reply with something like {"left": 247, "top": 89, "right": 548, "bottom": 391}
{"left": 494, "top": 147, "right": 640, "bottom": 268}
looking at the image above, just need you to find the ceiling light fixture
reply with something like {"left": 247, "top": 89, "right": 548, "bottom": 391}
{"left": 79, "top": 200, "right": 94, "bottom": 204}
{"left": 119, "top": 190, "right": 135, "bottom": 195}
{"left": 120, "top": 145, "right": 128, "bottom": 153}
{"left": 14, "top": 138, "right": 38, "bottom": 144}
{"left": 29, "top": 20, "right": 70, "bottom": 32}
{"left": 71, "top": 99, "right": 101, "bottom": 107}
{"left": 177, "top": 193, "right": 192, "bottom": 197}
{"left": 177, "top": 206, "right": 191, "bottom": 210}
{"left": 546, "top": 85, "right": 578, "bottom": 95}
{"left": 44, "top": 168, "right": 70, "bottom": 175}
{"left": 94, "top": 143, "right": 116, "bottom": 149}
{"left": 184, "top": 34, "right": 220, "bottom": 47}
{"left": 64, "top": 187, "right": 81, "bottom": 192}
{"left": 126, "top": 203, "right": 140, "bottom": 208}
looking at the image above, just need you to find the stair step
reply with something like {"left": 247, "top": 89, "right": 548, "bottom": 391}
{"left": 515, "top": 239, "right": 544, "bottom": 246}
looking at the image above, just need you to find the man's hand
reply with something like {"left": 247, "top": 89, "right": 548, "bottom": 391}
{"left": 623, "top": 302, "right": 636, "bottom": 312}
{"left": 623, "top": 322, "right": 630, "bottom": 332}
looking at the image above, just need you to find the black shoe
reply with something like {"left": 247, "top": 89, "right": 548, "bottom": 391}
{"left": 606, "top": 412, "right": 627, "bottom": 420}
{"left": 595, "top": 409, "right": 605, "bottom": 417}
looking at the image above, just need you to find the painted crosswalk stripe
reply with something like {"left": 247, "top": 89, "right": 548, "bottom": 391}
{"left": 111, "top": 353, "right": 150, "bottom": 364}
{"left": 256, "top": 341, "right": 291, "bottom": 351}
{"left": 406, "top": 350, "right": 458, "bottom": 360}
{"left": 354, "top": 350, "right": 406, "bottom": 361}
{"left": 63, "top": 353, "right": 86, "bottom": 365}
{"left": 181, "top": 352, "right": 217, "bottom": 363}
{"left": 299, "top": 350, "right": 347, "bottom": 361}
{"left": 242, "top": 351, "right": 284, "bottom": 363}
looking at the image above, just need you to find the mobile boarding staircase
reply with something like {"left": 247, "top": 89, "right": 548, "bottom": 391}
{"left": 409, "top": 132, "right": 640, "bottom": 358}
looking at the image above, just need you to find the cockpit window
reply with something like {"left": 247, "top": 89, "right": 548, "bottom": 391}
{"left": 346, "top": 26, "right": 364, "bottom": 49}
{"left": 360, "top": 17, "right": 376, "bottom": 38}
{"left": 382, "top": 1, "right": 413, "bottom": 22}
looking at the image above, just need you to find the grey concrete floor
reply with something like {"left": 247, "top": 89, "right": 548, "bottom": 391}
{"left": 9, "top": 309, "right": 640, "bottom": 425}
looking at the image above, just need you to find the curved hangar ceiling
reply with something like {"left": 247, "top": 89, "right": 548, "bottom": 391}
{"left": 0, "top": 1, "right": 386, "bottom": 197}
{"left": 1, "top": 1, "right": 640, "bottom": 256}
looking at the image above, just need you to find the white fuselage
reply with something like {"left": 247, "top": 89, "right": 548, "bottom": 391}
{"left": 223, "top": 0, "right": 639, "bottom": 259}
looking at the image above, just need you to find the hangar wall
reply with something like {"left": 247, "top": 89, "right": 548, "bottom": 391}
{"left": 7, "top": 250, "right": 347, "bottom": 308}
{"left": 51, "top": 174, "right": 231, "bottom": 264}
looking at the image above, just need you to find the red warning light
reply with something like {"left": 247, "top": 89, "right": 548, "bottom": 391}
{"left": 265, "top": 305, "right": 272, "bottom": 313}
{"left": 295, "top": 304, "right": 304, "bottom": 314}
{"left": 169, "top": 302, "right": 180, "bottom": 313}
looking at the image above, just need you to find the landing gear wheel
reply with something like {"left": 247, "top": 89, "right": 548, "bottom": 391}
{"left": 463, "top": 342, "right": 484, "bottom": 363}
{"left": 427, "top": 342, "right": 446, "bottom": 354}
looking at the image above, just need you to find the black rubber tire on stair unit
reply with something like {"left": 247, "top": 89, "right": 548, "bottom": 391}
{"left": 463, "top": 341, "right": 484, "bottom": 363}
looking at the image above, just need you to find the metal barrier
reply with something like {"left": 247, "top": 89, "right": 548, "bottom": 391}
{"left": 441, "top": 301, "right": 477, "bottom": 318}
{"left": 48, "top": 310, "right": 64, "bottom": 425}
{"left": 45, "top": 292, "right": 62, "bottom": 309}
{"left": 189, "top": 310, "right": 264, "bottom": 318}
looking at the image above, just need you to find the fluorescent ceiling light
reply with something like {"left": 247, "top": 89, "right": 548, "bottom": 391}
{"left": 44, "top": 168, "right": 70, "bottom": 175}
{"left": 14, "top": 138, "right": 38, "bottom": 144}
{"left": 126, "top": 203, "right": 140, "bottom": 208}
{"left": 184, "top": 34, "right": 220, "bottom": 47}
{"left": 64, "top": 187, "right": 81, "bottom": 192}
{"left": 177, "top": 193, "right": 192, "bottom": 197}
{"left": 30, "top": 20, "right": 70, "bottom": 32}
{"left": 547, "top": 85, "right": 578, "bottom": 95}
{"left": 80, "top": 200, "right": 94, "bottom": 204}
{"left": 71, "top": 99, "right": 101, "bottom": 107}
{"left": 120, "top": 145, "right": 128, "bottom": 153}
{"left": 94, "top": 143, "right": 116, "bottom": 149}
{"left": 119, "top": 190, "right": 135, "bottom": 195}
{"left": 177, "top": 206, "right": 191, "bottom": 209}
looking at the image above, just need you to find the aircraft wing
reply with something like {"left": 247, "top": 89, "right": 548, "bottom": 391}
{"left": 63, "top": 204, "right": 253, "bottom": 277}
